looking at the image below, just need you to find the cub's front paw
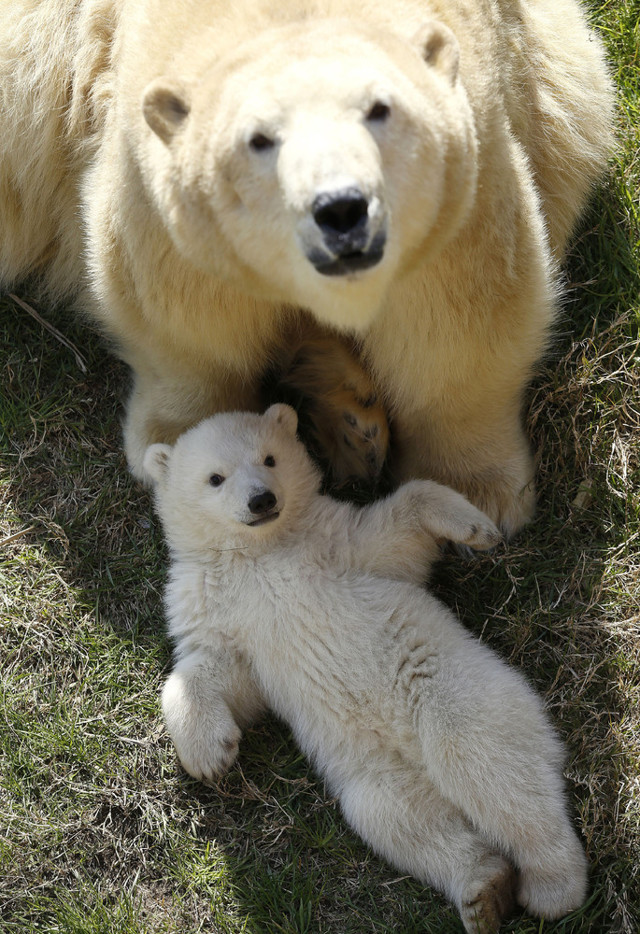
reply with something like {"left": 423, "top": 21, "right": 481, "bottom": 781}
{"left": 172, "top": 720, "right": 241, "bottom": 783}
{"left": 400, "top": 430, "right": 536, "bottom": 539}
{"left": 414, "top": 481, "right": 503, "bottom": 551}
{"left": 457, "top": 513, "right": 503, "bottom": 552}
{"left": 162, "top": 675, "right": 241, "bottom": 782}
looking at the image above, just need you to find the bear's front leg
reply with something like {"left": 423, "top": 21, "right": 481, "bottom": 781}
{"left": 162, "top": 648, "right": 265, "bottom": 782}
{"left": 391, "top": 407, "right": 536, "bottom": 540}
{"left": 362, "top": 204, "right": 554, "bottom": 538}
{"left": 123, "top": 359, "right": 260, "bottom": 485}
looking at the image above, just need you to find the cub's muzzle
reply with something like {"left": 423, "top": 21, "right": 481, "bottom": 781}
{"left": 246, "top": 488, "right": 280, "bottom": 526}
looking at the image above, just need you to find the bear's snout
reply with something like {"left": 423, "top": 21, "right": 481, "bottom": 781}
{"left": 305, "top": 187, "right": 386, "bottom": 277}
{"left": 313, "top": 188, "right": 369, "bottom": 246}
{"left": 248, "top": 489, "right": 277, "bottom": 516}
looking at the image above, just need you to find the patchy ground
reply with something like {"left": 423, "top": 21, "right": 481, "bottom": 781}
{"left": 1, "top": 2, "right": 638, "bottom": 931}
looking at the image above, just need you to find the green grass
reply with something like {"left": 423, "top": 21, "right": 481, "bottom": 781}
{"left": 1, "top": 2, "right": 638, "bottom": 932}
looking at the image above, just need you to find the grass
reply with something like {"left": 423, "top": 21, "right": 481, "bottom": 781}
{"left": 1, "top": 2, "right": 638, "bottom": 931}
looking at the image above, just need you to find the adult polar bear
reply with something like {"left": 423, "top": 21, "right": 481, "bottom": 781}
{"left": 0, "top": 0, "right": 612, "bottom": 533}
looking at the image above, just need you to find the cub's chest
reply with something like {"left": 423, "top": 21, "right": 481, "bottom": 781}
{"left": 203, "top": 551, "right": 316, "bottom": 616}
{"left": 210, "top": 555, "right": 358, "bottom": 643}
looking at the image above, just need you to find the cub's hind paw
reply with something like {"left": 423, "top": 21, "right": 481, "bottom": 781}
{"left": 517, "top": 855, "right": 587, "bottom": 920}
{"left": 460, "top": 856, "right": 517, "bottom": 934}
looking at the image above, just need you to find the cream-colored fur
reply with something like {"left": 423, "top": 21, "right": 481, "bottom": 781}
{"left": 145, "top": 404, "right": 587, "bottom": 933}
{"left": 0, "top": 0, "right": 613, "bottom": 534}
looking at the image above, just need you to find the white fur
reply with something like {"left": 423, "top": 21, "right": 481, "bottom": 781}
{"left": 0, "top": 1, "right": 614, "bottom": 536}
{"left": 147, "top": 405, "right": 587, "bottom": 932}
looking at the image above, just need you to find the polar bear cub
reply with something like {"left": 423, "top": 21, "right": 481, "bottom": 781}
{"left": 145, "top": 404, "right": 587, "bottom": 933}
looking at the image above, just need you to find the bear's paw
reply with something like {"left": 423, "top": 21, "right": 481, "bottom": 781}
{"left": 517, "top": 846, "right": 588, "bottom": 921}
{"left": 460, "top": 854, "right": 516, "bottom": 934}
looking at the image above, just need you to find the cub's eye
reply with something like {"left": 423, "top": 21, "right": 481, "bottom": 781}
{"left": 249, "top": 132, "right": 275, "bottom": 152}
{"left": 264, "top": 455, "right": 276, "bottom": 467}
{"left": 209, "top": 474, "right": 225, "bottom": 487}
{"left": 366, "top": 101, "right": 391, "bottom": 122}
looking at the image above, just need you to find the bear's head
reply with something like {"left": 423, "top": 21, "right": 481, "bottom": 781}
{"left": 144, "top": 404, "right": 321, "bottom": 554}
{"left": 141, "top": 17, "right": 477, "bottom": 330}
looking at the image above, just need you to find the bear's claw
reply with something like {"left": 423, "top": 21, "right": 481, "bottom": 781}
{"left": 262, "top": 326, "right": 391, "bottom": 494}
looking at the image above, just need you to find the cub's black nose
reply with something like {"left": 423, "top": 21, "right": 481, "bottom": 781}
{"left": 313, "top": 188, "right": 369, "bottom": 243}
{"left": 248, "top": 489, "right": 277, "bottom": 515}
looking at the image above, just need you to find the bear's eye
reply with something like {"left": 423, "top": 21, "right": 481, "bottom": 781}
{"left": 209, "top": 474, "right": 225, "bottom": 487}
{"left": 249, "top": 132, "right": 275, "bottom": 153}
{"left": 264, "top": 455, "right": 276, "bottom": 467}
{"left": 366, "top": 101, "right": 391, "bottom": 122}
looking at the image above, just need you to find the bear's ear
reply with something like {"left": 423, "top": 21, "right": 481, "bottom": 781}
{"left": 265, "top": 404, "right": 298, "bottom": 435}
{"left": 414, "top": 21, "right": 460, "bottom": 85}
{"left": 143, "top": 443, "right": 172, "bottom": 483}
{"left": 142, "top": 78, "right": 190, "bottom": 145}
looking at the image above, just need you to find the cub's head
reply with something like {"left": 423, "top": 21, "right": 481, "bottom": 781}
{"left": 141, "top": 17, "right": 477, "bottom": 330}
{"left": 144, "top": 405, "right": 320, "bottom": 553}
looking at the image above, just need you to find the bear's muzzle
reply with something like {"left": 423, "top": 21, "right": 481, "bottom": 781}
{"left": 305, "top": 187, "right": 387, "bottom": 276}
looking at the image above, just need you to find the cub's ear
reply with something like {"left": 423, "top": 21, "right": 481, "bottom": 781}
{"left": 414, "top": 21, "right": 459, "bottom": 84}
{"left": 142, "top": 78, "right": 190, "bottom": 144}
{"left": 143, "top": 443, "right": 172, "bottom": 484}
{"left": 265, "top": 403, "right": 298, "bottom": 435}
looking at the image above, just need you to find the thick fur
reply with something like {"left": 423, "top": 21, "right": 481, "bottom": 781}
{"left": 0, "top": 0, "right": 613, "bottom": 534}
{"left": 145, "top": 405, "right": 587, "bottom": 933}
{"left": 262, "top": 319, "right": 391, "bottom": 493}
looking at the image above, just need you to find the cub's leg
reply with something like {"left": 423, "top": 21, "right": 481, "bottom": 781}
{"left": 399, "top": 480, "right": 504, "bottom": 550}
{"left": 263, "top": 319, "right": 390, "bottom": 493}
{"left": 162, "top": 647, "right": 266, "bottom": 782}
{"left": 341, "top": 479, "right": 502, "bottom": 583}
{"left": 358, "top": 479, "right": 503, "bottom": 550}
{"left": 404, "top": 601, "right": 587, "bottom": 918}
{"left": 335, "top": 759, "right": 516, "bottom": 933}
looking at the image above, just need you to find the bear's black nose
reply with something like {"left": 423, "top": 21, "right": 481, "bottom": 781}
{"left": 312, "top": 188, "right": 369, "bottom": 253}
{"left": 248, "top": 489, "right": 277, "bottom": 515}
